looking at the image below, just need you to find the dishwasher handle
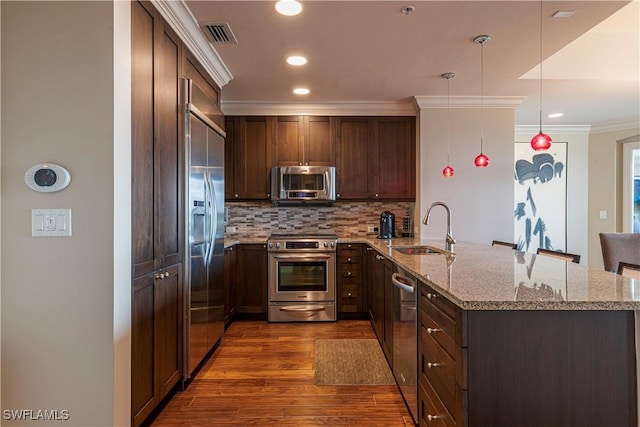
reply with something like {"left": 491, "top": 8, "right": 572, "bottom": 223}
{"left": 392, "top": 272, "right": 415, "bottom": 293}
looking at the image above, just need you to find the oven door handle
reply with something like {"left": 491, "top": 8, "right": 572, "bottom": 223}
{"left": 278, "top": 305, "right": 326, "bottom": 313}
{"left": 272, "top": 255, "right": 333, "bottom": 261}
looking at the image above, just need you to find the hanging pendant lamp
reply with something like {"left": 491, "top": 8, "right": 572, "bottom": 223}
{"left": 473, "top": 35, "right": 491, "bottom": 168}
{"left": 442, "top": 72, "right": 455, "bottom": 177}
{"left": 531, "top": 0, "right": 552, "bottom": 151}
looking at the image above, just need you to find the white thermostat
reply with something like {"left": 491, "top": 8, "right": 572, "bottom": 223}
{"left": 24, "top": 163, "right": 71, "bottom": 193}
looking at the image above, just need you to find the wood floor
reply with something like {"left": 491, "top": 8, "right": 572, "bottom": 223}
{"left": 151, "top": 320, "right": 413, "bottom": 426}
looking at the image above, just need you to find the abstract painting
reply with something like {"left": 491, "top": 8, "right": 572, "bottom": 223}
{"left": 514, "top": 142, "right": 567, "bottom": 253}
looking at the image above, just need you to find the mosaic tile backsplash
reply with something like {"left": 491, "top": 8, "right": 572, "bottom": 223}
{"left": 225, "top": 201, "right": 415, "bottom": 239}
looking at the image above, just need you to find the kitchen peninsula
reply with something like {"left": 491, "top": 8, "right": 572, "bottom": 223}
{"left": 362, "top": 237, "right": 639, "bottom": 427}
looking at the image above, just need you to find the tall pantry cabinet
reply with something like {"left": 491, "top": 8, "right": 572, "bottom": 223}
{"left": 131, "top": 1, "right": 183, "bottom": 426}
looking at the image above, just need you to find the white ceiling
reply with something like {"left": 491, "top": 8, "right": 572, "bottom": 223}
{"left": 184, "top": 0, "right": 640, "bottom": 129}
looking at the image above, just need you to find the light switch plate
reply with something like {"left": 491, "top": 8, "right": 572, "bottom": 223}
{"left": 599, "top": 210, "right": 607, "bottom": 220}
{"left": 32, "top": 209, "right": 72, "bottom": 237}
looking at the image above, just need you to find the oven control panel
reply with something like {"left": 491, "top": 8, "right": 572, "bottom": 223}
{"left": 267, "top": 236, "right": 337, "bottom": 252}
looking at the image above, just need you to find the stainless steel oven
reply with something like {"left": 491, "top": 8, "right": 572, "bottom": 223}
{"left": 267, "top": 234, "right": 337, "bottom": 322}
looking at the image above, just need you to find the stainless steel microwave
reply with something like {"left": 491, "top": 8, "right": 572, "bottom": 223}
{"left": 271, "top": 165, "right": 336, "bottom": 205}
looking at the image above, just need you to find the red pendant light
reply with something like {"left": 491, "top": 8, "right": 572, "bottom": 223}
{"left": 474, "top": 153, "right": 489, "bottom": 167}
{"left": 441, "top": 72, "right": 455, "bottom": 178}
{"left": 473, "top": 35, "right": 491, "bottom": 168}
{"left": 531, "top": 0, "right": 552, "bottom": 151}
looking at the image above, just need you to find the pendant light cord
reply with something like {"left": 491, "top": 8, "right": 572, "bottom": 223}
{"left": 447, "top": 76, "right": 451, "bottom": 164}
{"left": 538, "top": 0, "right": 543, "bottom": 133}
{"left": 480, "top": 40, "right": 485, "bottom": 153}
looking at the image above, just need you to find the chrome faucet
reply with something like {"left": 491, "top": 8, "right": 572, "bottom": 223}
{"left": 422, "top": 201, "right": 456, "bottom": 252}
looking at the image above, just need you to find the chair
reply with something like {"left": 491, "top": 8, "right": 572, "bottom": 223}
{"left": 536, "top": 248, "right": 580, "bottom": 263}
{"left": 618, "top": 262, "right": 640, "bottom": 280}
{"left": 599, "top": 233, "right": 640, "bottom": 273}
{"left": 492, "top": 240, "right": 517, "bottom": 249}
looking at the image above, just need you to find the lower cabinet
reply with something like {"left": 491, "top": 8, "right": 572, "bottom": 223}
{"left": 365, "top": 246, "right": 393, "bottom": 363}
{"left": 337, "top": 243, "right": 365, "bottom": 316}
{"left": 131, "top": 263, "right": 183, "bottom": 427}
{"left": 417, "top": 281, "right": 638, "bottom": 426}
{"left": 235, "top": 244, "right": 268, "bottom": 315}
{"left": 224, "top": 245, "right": 237, "bottom": 326}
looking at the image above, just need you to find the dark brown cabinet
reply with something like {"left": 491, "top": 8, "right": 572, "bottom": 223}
{"left": 131, "top": 1, "right": 184, "bottom": 425}
{"left": 365, "top": 246, "right": 395, "bottom": 362}
{"left": 337, "top": 243, "right": 365, "bottom": 316}
{"left": 335, "top": 117, "right": 415, "bottom": 200}
{"left": 417, "top": 281, "right": 637, "bottom": 426}
{"left": 272, "top": 116, "right": 334, "bottom": 166}
{"left": 224, "top": 245, "right": 237, "bottom": 326}
{"left": 235, "top": 244, "right": 268, "bottom": 315}
{"left": 225, "top": 116, "right": 272, "bottom": 200}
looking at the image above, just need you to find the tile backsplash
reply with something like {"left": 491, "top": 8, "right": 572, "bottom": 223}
{"left": 225, "top": 201, "right": 415, "bottom": 239}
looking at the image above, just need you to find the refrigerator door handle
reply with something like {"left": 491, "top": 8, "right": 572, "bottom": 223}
{"left": 208, "top": 172, "right": 217, "bottom": 266}
{"left": 203, "top": 171, "right": 212, "bottom": 267}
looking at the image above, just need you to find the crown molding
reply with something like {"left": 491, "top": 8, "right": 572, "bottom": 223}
{"left": 151, "top": 0, "right": 233, "bottom": 88}
{"left": 515, "top": 124, "right": 592, "bottom": 135}
{"left": 221, "top": 101, "right": 418, "bottom": 116}
{"left": 414, "top": 96, "right": 525, "bottom": 109}
{"left": 590, "top": 119, "right": 640, "bottom": 134}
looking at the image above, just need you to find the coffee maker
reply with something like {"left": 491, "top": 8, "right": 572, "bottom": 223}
{"left": 378, "top": 211, "right": 396, "bottom": 239}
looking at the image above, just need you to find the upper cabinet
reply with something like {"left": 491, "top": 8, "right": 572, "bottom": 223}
{"left": 225, "top": 115, "right": 415, "bottom": 202}
{"left": 225, "top": 116, "right": 272, "bottom": 200}
{"left": 272, "top": 116, "right": 335, "bottom": 166}
{"left": 336, "top": 116, "right": 415, "bottom": 200}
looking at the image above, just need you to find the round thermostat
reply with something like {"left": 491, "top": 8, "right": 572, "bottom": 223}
{"left": 24, "top": 163, "right": 71, "bottom": 193}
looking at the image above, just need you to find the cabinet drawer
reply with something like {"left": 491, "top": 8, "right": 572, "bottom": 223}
{"left": 337, "top": 244, "right": 363, "bottom": 256}
{"left": 418, "top": 380, "right": 455, "bottom": 427}
{"left": 339, "top": 255, "right": 362, "bottom": 265}
{"left": 420, "top": 338, "right": 456, "bottom": 417}
{"left": 339, "top": 264, "right": 362, "bottom": 279}
{"left": 420, "top": 299, "right": 455, "bottom": 345}
{"left": 420, "top": 284, "right": 456, "bottom": 321}
{"left": 420, "top": 308, "right": 456, "bottom": 359}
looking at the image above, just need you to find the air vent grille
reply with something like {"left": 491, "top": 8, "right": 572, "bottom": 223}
{"left": 201, "top": 22, "right": 237, "bottom": 44}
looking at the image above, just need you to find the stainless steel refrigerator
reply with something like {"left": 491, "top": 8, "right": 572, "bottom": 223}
{"left": 183, "top": 79, "right": 225, "bottom": 382}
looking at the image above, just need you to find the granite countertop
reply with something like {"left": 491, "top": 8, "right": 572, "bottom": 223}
{"left": 349, "top": 237, "right": 640, "bottom": 311}
{"left": 224, "top": 235, "right": 640, "bottom": 311}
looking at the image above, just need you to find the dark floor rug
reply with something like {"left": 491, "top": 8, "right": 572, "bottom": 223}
{"left": 314, "top": 339, "right": 395, "bottom": 386}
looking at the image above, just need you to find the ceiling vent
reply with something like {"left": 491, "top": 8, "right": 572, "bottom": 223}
{"left": 201, "top": 22, "right": 238, "bottom": 44}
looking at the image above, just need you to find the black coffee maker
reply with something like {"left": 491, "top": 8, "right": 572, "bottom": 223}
{"left": 378, "top": 211, "right": 396, "bottom": 239}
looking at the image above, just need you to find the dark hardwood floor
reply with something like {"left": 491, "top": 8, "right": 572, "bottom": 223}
{"left": 151, "top": 320, "right": 413, "bottom": 426}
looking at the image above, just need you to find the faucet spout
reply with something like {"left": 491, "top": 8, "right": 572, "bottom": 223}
{"left": 422, "top": 201, "right": 456, "bottom": 252}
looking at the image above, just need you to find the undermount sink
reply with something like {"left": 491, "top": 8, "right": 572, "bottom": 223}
{"left": 391, "top": 245, "right": 446, "bottom": 255}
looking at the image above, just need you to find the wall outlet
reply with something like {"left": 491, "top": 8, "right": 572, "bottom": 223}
{"left": 226, "top": 226, "right": 237, "bottom": 233}
{"left": 367, "top": 226, "right": 378, "bottom": 233}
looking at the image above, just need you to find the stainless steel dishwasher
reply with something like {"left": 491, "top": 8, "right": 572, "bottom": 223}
{"left": 391, "top": 266, "right": 417, "bottom": 425}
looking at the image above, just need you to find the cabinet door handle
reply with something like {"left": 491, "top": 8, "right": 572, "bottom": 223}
{"left": 366, "top": 247, "right": 373, "bottom": 251}
{"left": 426, "top": 293, "right": 437, "bottom": 300}
{"left": 426, "top": 328, "right": 441, "bottom": 335}
{"left": 376, "top": 255, "right": 384, "bottom": 260}
{"left": 427, "top": 414, "right": 443, "bottom": 421}
{"left": 234, "top": 193, "right": 238, "bottom": 198}
{"left": 347, "top": 258, "right": 351, "bottom": 262}
{"left": 426, "top": 362, "right": 442, "bottom": 369}
{"left": 347, "top": 293, "right": 352, "bottom": 297}
{"left": 346, "top": 271, "right": 352, "bottom": 276}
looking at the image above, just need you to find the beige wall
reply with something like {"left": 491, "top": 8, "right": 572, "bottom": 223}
{"left": 1, "top": 2, "right": 130, "bottom": 425}
{"left": 588, "top": 127, "right": 640, "bottom": 268}
{"left": 418, "top": 107, "right": 515, "bottom": 246}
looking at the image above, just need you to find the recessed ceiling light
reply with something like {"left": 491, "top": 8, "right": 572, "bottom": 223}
{"left": 286, "top": 56, "right": 307, "bottom": 66}
{"left": 552, "top": 10, "right": 576, "bottom": 18}
{"left": 401, "top": 6, "right": 415, "bottom": 15}
{"left": 275, "top": 0, "right": 302, "bottom": 16}
{"left": 293, "top": 88, "right": 310, "bottom": 95}
{"left": 548, "top": 113, "right": 564, "bottom": 118}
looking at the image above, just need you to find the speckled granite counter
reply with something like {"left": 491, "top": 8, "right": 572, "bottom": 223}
{"left": 341, "top": 237, "right": 640, "bottom": 311}
{"left": 224, "top": 235, "right": 639, "bottom": 310}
